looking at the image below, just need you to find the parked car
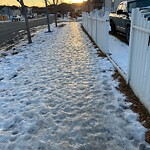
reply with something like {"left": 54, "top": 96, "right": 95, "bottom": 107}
{"left": 27, "top": 15, "right": 34, "bottom": 19}
{"left": 12, "top": 15, "right": 21, "bottom": 21}
{"left": 57, "top": 13, "right": 61, "bottom": 18}
{"left": 109, "top": 0, "right": 150, "bottom": 42}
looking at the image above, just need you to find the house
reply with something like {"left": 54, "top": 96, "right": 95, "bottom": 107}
{"left": 32, "top": 6, "right": 46, "bottom": 15}
{"left": 0, "top": 5, "right": 21, "bottom": 20}
{"left": 58, "top": 3, "right": 74, "bottom": 15}
{"left": 0, "top": 6, "right": 12, "bottom": 20}
{"left": 10, "top": 6, "right": 21, "bottom": 16}
{"left": 104, "top": 0, "right": 123, "bottom": 11}
{"left": 81, "top": 0, "right": 103, "bottom": 12}
{"left": 82, "top": 0, "right": 103, "bottom": 12}
{"left": 81, "top": 0, "right": 123, "bottom": 12}
{"left": 90, "top": 0, "right": 103, "bottom": 11}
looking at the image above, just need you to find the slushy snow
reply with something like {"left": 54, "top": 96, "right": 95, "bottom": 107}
{"left": 0, "top": 22, "right": 149, "bottom": 149}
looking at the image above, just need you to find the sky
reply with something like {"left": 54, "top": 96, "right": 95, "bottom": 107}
{"left": 0, "top": 0, "right": 78, "bottom": 7}
{"left": 0, "top": 0, "right": 45, "bottom": 7}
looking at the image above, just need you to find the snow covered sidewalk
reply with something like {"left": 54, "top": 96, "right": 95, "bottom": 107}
{"left": 0, "top": 22, "right": 149, "bottom": 149}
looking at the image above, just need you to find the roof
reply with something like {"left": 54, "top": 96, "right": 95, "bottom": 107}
{"left": 0, "top": 5, "right": 19, "bottom": 11}
{"left": 9, "top": 6, "right": 19, "bottom": 10}
{"left": 0, "top": 6, "right": 5, "bottom": 10}
{"left": 90, "top": 0, "right": 103, "bottom": 3}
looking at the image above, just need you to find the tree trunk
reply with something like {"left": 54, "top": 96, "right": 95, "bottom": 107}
{"left": 44, "top": 0, "right": 51, "bottom": 32}
{"left": 24, "top": 8, "right": 32, "bottom": 43}
{"left": 17, "top": 0, "right": 32, "bottom": 44}
{"left": 54, "top": 5, "right": 57, "bottom": 27}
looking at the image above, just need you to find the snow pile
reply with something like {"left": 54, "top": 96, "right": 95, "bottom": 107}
{"left": 0, "top": 22, "right": 149, "bottom": 149}
{"left": 0, "top": 20, "right": 11, "bottom": 23}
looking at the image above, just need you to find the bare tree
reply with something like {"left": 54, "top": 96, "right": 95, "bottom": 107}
{"left": 17, "top": 0, "right": 32, "bottom": 44}
{"left": 52, "top": 0, "right": 59, "bottom": 27}
{"left": 44, "top": 0, "right": 51, "bottom": 32}
{"left": 42, "top": 0, "right": 60, "bottom": 28}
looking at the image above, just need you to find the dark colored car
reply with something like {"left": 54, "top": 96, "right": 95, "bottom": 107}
{"left": 109, "top": 0, "right": 150, "bottom": 42}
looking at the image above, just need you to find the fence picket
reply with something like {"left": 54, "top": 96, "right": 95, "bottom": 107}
{"left": 128, "top": 8, "right": 150, "bottom": 112}
{"left": 83, "top": 8, "right": 150, "bottom": 112}
{"left": 82, "top": 11, "right": 109, "bottom": 54}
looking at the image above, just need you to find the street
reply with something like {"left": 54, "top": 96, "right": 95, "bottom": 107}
{"left": 0, "top": 17, "right": 54, "bottom": 46}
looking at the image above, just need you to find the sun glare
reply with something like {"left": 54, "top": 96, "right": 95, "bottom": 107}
{"left": 71, "top": 0, "right": 83, "bottom": 3}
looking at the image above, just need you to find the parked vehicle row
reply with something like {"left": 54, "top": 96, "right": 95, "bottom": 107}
{"left": 11, "top": 14, "right": 37, "bottom": 22}
{"left": 109, "top": 0, "right": 150, "bottom": 43}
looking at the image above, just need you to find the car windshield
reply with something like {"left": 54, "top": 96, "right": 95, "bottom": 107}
{"left": 128, "top": 0, "right": 150, "bottom": 13}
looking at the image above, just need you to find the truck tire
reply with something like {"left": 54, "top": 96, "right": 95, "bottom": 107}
{"left": 126, "top": 26, "right": 130, "bottom": 43}
{"left": 110, "top": 21, "right": 117, "bottom": 34}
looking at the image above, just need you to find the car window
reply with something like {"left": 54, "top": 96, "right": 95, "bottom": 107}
{"left": 128, "top": 1, "right": 136, "bottom": 13}
{"left": 128, "top": 0, "right": 150, "bottom": 13}
{"left": 137, "top": 0, "right": 150, "bottom": 8}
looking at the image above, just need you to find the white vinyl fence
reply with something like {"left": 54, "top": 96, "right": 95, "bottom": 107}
{"left": 82, "top": 11, "right": 109, "bottom": 54}
{"left": 82, "top": 8, "right": 150, "bottom": 112}
{"left": 128, "top": 8, "right": 150, "bottom": 111}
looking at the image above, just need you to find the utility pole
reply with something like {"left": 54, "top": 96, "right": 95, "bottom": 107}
{"left": 44, "top": 0, "right": 51, "bottom": 32}
{"left": 17, "top": 0, "right": 32, "bottom": 44}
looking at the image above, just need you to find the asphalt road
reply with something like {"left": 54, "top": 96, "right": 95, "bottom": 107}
{"left": 0, "top": 17, "right": 54, "bottom": 46}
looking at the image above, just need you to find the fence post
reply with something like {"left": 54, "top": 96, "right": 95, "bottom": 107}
{"left": 85, "top": 14, "right": 86, "bottom": 28}
{"left": 127, "top": 8, "right": 136, "bottom": 84}
{"left": 91, "top": 14, "right": 92, "bottom": 36}
{"left": 104, "top": 11, "right": 109, "bottom": 54}
{"left": 96, "top": 12, "right": 98, "bottom": 43}
{"left": 87, "top": 14, "right": 89, "bottom": 32}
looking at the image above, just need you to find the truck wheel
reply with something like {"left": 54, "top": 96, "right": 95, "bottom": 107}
{"left": 110, "top": 21, "right": 117, "bottom": 34}
{"left": 126, "top": 26, "right": 130, "bottom": 43}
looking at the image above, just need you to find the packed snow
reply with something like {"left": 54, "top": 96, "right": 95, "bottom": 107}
{"left": 109, "top": 34, "right": 129, "bottom": 75}
{"left": 0, "top": 22, "right": 149, "bottom": 149}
